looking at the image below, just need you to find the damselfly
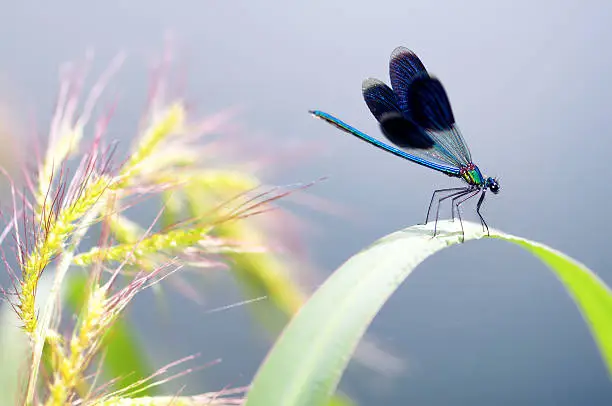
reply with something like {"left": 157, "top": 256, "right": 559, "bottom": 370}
{"left": 310, "top": 46, "right": 499, "bottom": 239}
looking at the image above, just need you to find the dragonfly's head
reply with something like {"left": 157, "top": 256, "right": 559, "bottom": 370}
{"left": 486, "top": 177, "right": 500, "bottom": 194}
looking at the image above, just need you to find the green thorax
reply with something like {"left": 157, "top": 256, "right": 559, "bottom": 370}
{"left": 460, "top": 163, "right": 485, "bottom": 186}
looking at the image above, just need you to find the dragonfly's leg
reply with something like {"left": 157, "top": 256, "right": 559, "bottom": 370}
{"left": 475, "top": 190, "right": 489, "bottom": 235}
{"left": 450, "top": 186, "right": 479, "bottom": 220}
{"left": 450, "top": 189, "right": 469, "bottom": 221}
{"left": 423, "top": 187, "right": 467, "bottom": 225}
{"left": 432, "top": 188, "right": 470, "bottom": 238}
{"left": 454, "top": 189, "right": 480, "bottom": 242}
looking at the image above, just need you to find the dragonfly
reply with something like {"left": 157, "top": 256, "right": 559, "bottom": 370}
{"left": 309, "top": 46, "right": 499, "bottom": 239}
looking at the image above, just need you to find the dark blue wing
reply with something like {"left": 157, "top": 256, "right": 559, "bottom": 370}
{"left": 408, "top": 75, "right": 472, "bottom": 164}
{"left": 389, "top": 47, "right": 428, "bottom": 113}
{"left": 408, "top": 75, "right": 455, "bottom": 130}
{"left": 378, "top": 112, "right": 434, "bottom": 149}
{"left": 362, "top": 78, "right": 434, "bottom": 149}
{"left": 361, "top": 78, "right": 401, "bottom": 121}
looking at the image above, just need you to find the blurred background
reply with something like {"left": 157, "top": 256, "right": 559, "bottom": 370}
{"left": 1, "top": 1, "right": 612, "bottom": 404}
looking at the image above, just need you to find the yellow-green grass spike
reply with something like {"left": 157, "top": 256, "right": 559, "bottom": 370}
{"left": 65, "top": 273, "right": 155, "bottom": 396}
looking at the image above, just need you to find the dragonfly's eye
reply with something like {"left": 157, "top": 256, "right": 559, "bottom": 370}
{"left": 487, "top": 178, "right": 500, "bottom": 194}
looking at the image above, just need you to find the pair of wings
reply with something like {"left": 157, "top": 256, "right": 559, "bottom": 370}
{"left": 314, "top": 47, "right": 473, "bottom": 175}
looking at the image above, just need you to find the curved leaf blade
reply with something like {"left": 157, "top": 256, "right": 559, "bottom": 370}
{"left": 494, "top": 234, "right": 612, "bottom": 374}
{"left": 245, "top": 220, "right": 612, "bottom": 406}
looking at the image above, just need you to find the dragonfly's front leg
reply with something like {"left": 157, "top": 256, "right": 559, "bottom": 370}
{"left": 475, "top": 190, "right": 489, "bottom": 235}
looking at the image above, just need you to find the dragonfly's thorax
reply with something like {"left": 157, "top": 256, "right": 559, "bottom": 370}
{"left": 460, "top": 163, "right": 485, "bottom": 186}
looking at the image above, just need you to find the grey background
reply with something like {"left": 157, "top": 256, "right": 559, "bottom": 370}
{"left": 1, "top": 1, "right": 612, "bottom": 404}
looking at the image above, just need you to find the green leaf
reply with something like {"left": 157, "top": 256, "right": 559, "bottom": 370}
{"left": 245, "top": 220, "right": 612, "bottom": 406}
{"left": 492, "top": 233, "right": 612, "bottom": 372}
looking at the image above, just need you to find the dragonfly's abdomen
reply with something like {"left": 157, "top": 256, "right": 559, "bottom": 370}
{"left": 460, "top": 163, "right": 485, "bottom": 186}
